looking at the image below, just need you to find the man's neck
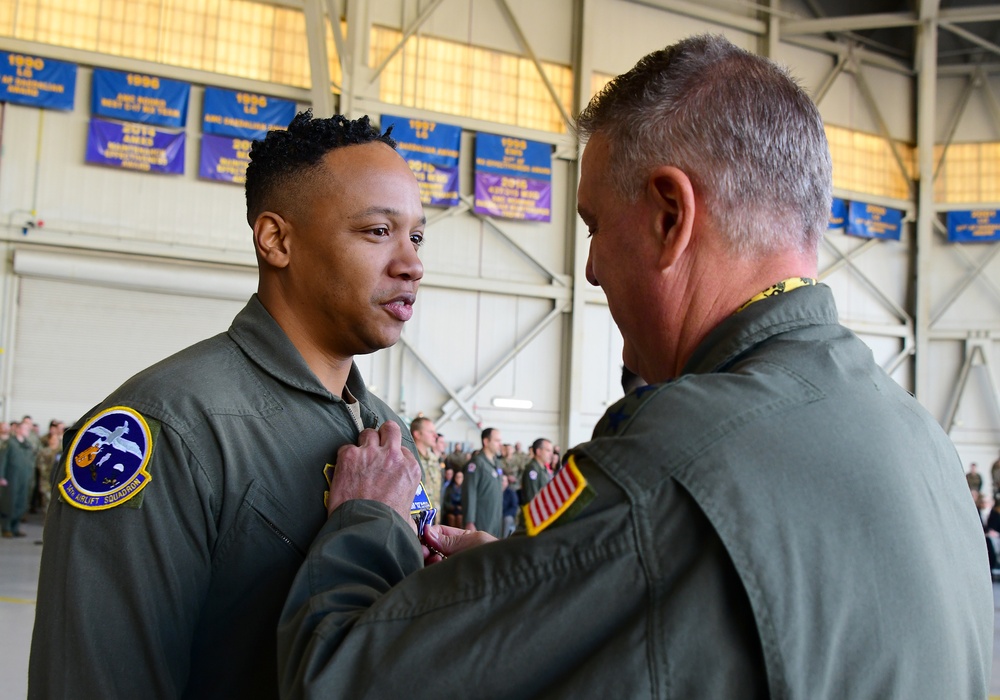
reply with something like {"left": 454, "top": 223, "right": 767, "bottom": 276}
{"left": 257, "top": 291, "right": 354, "bottom": 396}
{"left": 656, "top": 246, "right": 818, "bottom": 382}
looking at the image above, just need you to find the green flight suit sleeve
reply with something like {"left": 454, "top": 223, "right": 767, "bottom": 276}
{"left": 278, "top": 499, "right": 423, "bottom": 698}
{"left": 28, "top": 424, "right": 215, "bottom": 699}
{"left": 277, "top": 457, "right": 660, "bottom": 699}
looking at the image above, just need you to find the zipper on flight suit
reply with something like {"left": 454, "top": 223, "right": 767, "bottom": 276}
{"left": 257, "top": 512, "right": 305, "bottom": 556}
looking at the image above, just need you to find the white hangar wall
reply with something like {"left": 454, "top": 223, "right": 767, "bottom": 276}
{"left": 0, "top": 0, "right": 996, "bottom": 469}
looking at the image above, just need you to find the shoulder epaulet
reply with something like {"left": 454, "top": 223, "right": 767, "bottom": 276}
{"left": 592, "top": 383, "right": 661, "bottom": 437}
{"left": 522, "top": 455, "right": 595, "bottom": 536}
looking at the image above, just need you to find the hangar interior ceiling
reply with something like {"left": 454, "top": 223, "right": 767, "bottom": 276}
{"left": 0, "top": 0, "right": 997, "bottom": 469}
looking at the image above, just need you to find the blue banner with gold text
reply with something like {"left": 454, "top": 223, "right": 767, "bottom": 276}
{"left": 85, "top": 117, "right": 185, "bottom": 174}
{"left": 947, "top": 210, "right": 1000, "bottom": 243}
{"left": 381, "top": 114, "right": 461, "bottom": 207}
{"left": 846, "top": 201, "right": 903, "bottom": 241}
{"left": 200, "top": 133, "right": 251, "bottom": 184}
{"left": 202, "top": 87, "right": 296, "bottom": 140}
{"left": 92, "top": 69, "right": 189, "bottom": 128}
{"left": 474, "top": 133, "right": 551, "bottom": 222}
{"left": 829, "top": 197, "right": 847, "bottom": 229}
{"left": 0, "top": 51, "right": 76, "bottom": 111}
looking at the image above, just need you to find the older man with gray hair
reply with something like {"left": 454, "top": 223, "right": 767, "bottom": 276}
{"left": 278, "top": 35, "right": 991, "bottom": 698}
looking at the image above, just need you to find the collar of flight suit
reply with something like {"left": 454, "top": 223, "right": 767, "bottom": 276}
{"left": 226, "top": 294, "right": 374, "bottom": 407}
{"left": 682, "top": 283, "right": 841, "bottom": 377}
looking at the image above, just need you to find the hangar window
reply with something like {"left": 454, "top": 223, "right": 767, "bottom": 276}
{"left": 825, "top": 124, "right": 915, "bottom": 201}
{"left": 370, "top": 25, "right": 573, "bottom": 134}
{"left": 0, "top": 0, "right": 341, "bottom": 90}
{"left": 590, "top": 71, "right": 614, "bottom": 99}
{"left": 933, "top": 142, "right": 1000, "bottom": 204}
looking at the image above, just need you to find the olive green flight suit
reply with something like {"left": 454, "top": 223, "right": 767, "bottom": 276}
{"left": 461, "top": 451, "right": 502, "bottom": 536}
{"left": 277, "top": 284, "right": 992, "bottom": 699}
{"left": 29, "top": 295, "right": 414, "bottom": 700}
{"left": 519, "top": 458, "right": 549, "bottom": 504}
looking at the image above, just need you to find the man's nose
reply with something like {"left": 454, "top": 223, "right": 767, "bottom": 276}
{"left": 392, "top": 236, "right": 424, "bottom": 281}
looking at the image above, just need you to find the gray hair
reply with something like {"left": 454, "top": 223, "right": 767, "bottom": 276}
{"left": 576, "top": 35, "right": 832, "bottom": 257}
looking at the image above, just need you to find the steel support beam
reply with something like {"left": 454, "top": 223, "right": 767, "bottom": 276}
{"left": 303, "top": 0, "right": 334, "bottom": 116}
{"left": 784, "top": 36, "right": 913, "bottom": 75}
{"left": 939, "top": 6, "right": 1000, "bottom": 25}
{"left": 819, "top": 237, "right": 913, "bottom": 327}
{"left": 940, "top": 22, "right": 1000, "bottom": 61}
{"left": 623, "top": 0, "right": 766, "bottom": 34}
{"left": 367, "top": 0, "right": 446, "bottom": 85}
{"left": 325, "top": 0, "right": 347, "bottom": 90}
{"left": 914, "top": 4, "right": 939, "bottom": 404}
{"left": 398, "top": 335, "right": 479, "bottom": 426}
{"left": 438, "top": 302, "right": 569, "bottom": 427}
{"left": 933, "top": 72, "right": 977, "bottom": 180}
{"left": 563, "top": 0, "right": 592, "bottom": 449}
{"left": 851, "top": 59, "right": 915, "bottom": 193}
{"left": 781, "top": 12, "right": 917, "bottom": 36}
{"left": 943, "top": 338, "right": 1000, "bottom": 434}
{"left": 496, "top": 0, "right": 574, "bottom": 133}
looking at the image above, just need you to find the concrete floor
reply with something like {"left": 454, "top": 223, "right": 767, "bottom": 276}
{"left": 3, "top": 515, "right": 1000, "bottom": 699}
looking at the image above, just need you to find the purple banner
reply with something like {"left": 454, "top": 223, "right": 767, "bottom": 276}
{"left": 409, "top": 160, "right": 459, "bottom": 207}
{"left": 85, "top": 117, "right": 184, "bottom": 174}
{"left": 199, "top": 133, "right": 251, "bottom": 184}
{"left": 474, "top": 173, "right": 551, "bottom": 222}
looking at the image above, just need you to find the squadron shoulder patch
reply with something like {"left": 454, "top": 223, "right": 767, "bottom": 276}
{"left": 59, "top": 406, "right": 154, "bottom": 511}
{"left": 523, "top": 456, "right": 595, "bottom": 536}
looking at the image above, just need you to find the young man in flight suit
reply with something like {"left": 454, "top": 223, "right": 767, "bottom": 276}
{"left": 29, "top": 111, "right": 426, "bottom": 699}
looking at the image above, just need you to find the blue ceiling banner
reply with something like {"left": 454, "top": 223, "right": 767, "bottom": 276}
{"left": 85, "top": 117, "right": 185, "bottom": 175}
{"left": 946, "top": 210, "right": 1000, "bottom": 243}
{"left": 829, "top": 197, "right": 847, "bottom": 229}
{"left": 846, "top": 201, "right": 903, "bottom": 241}
{"left": 92, "top": 68, "right": 189, "bottom": 128}
{"left": 381, "top": 114, "right": 461, "bottom": 208}
{"left": 474, "top": 133, "right": 552, "bottom": 222}
{"left": 0, "top": 51, "right": 76, "bottom": 111}
{"left": 200, "top": 133, "right": 251, "bottom": 184}
{"left": 202, "top": 87, "right": 296, "bottom": 140}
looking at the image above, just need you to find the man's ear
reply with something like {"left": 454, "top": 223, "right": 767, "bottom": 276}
{"left": 253, "top": 212, "right": 291, "bottom": 269}
{"left": 647, "top": 166, "right": 696, "bottom": 270}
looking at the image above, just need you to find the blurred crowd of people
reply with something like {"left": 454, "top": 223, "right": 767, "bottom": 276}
{"left": 968, "top": 451, "right": 1000, "bottom": 580}
{"left": 407, "top": 415, "right": 560, "bottom": 538}
{"left": 0, "top": 416, "right": 65, "bottom": 538}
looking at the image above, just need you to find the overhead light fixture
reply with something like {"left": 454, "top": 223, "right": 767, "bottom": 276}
{"left": 491, "top": 397, "right": 533, "bottom": 410}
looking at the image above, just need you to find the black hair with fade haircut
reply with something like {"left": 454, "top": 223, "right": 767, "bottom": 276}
{"left": 244, "top": 110, "right": 396, "bottom": 226}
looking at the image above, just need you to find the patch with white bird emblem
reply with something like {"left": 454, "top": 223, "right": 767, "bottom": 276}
{"left": 59, "top": 406, "right": 154, "bottom": 511}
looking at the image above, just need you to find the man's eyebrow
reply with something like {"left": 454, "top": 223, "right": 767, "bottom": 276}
{"left": 350, "top": 207, "right": 427, "bottom": 226}
{"left": 577, "top": 205, "right": 594, "bottom": 221}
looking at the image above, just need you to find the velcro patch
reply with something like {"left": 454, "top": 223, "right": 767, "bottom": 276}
{"left": 59, "top": 406, "right": 154, "bottom": 511}
{"left": 523, "top": 456, "right": 594, "bottom": 536}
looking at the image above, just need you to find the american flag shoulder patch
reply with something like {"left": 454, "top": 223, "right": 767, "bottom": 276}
{"left": 522, "top": 455, "right": 595, "bottom": 536}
